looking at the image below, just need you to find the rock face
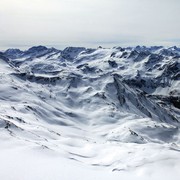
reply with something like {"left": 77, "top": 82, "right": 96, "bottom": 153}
{"left": 0, "top": 45, "right": 180, "bottom": 171}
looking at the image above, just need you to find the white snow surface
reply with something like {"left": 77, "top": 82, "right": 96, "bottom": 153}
{"left": 0, "top": 46, "right": 180, "bottom": 180}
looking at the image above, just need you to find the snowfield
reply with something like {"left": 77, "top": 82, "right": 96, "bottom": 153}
{"left": 0, "top": 45, "right": 180, "bottom": 180}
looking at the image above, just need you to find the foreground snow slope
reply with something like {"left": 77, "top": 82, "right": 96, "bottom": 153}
{"left": 0, "top": 46, "right": 180, "bottom": 179}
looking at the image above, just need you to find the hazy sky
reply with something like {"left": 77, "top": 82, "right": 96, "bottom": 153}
{"left": 0, "top": 0, "right": 180, "bottom": 49}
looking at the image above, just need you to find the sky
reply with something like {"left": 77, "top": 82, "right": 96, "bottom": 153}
{"left": 0, "top": 0, "right": 180, "bottom": 50}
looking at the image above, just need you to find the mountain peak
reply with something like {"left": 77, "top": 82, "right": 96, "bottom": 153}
{"left": 26, "top": 45, "right": 48, "bottom": 53}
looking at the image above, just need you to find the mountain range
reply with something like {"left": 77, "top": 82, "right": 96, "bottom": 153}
{"left": 0, "top": 45, "right": 180, "bottom": 179}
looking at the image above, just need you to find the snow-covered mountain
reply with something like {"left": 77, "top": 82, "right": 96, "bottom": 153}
{"left": 0, "top": 45, "right": 180, "bottom": 179}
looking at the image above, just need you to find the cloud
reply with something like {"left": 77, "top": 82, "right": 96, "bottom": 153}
{"left": 0, "top": 0, "right": 180, "bottom": 49}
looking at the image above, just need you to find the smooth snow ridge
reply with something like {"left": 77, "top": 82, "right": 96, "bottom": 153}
{"left": 0, "top": 46, "right": 180, "bottom": 179}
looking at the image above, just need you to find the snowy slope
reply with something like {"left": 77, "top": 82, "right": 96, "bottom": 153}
{"left": 0, "top": 46, "right": 180, "bottom": 180}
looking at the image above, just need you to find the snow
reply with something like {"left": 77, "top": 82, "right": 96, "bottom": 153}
{"left": 1, "top": 138, "right": 180, "bottom": 180}
{"left": 0, "top": 45, "right": 180, "bottom": 179}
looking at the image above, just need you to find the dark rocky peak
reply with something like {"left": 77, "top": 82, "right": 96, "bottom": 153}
{"left": 4, "top": 48, "right": 23, "bottom": 59}
{"left": 168, "top": 46, "right": 180, "bottom": 52}
{"left": 128, "top": 50, "right": 139, "bottom": 59}
{"left": 159, "top": 48, "right": 179, "bottom": 57}
{"left": 5, "top": 48, "right": 23, "bottom": 54}
{"left": 0, "top": 52, "right": 9, "bottom": 61}
{"left": 124, "top": 47, "right": 133, "bottom": 51}
{"left": 113, "top": 46, "right": 125, "bottom": 51}
{"left": 80, "top": 48, "right": 96, "bottom": 55}
{"left": 25, "top": 46, "right": 48, "bottom": 54}
{"left": 148, "top": 46, "right": 163, "bottom": 52}
{"left": 4, "top": 46, "right": 59, "bottom": 60}
{"left": 162, "top": 61, "right": 180, "bottom": 80}
{"left": 134, "top": 46, "right": 147, "bottom": 52}
{"left": 61, "top": 47, "right": 86, "bottom": 61}
{"left": 62, "top": 47, "right": 86, "bottom": 53}
{"left": 134, "top": 46, "right": 164, "bottom": 53}
{"left": 21, "top": 46, "right": 60, "bottom": 60}
{"left": 134, "top": 51, "right": 151, "bottom": 62}
{"left": 145, "top": 53, "right": 164, "bottom": 66}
